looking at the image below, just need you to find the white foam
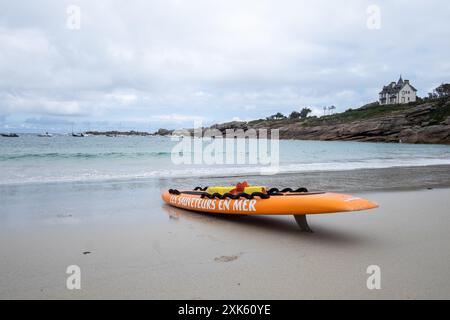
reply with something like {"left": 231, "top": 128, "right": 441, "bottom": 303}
{"left": 1, "top": 157, "right": 450, "bottom": 186}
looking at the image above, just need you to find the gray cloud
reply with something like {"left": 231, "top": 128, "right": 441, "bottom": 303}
{"left": 24, "top": 117, "right": 74, "bottom": 125}
{"left": 0, "top": 0, "right": 449, "bottom": 131}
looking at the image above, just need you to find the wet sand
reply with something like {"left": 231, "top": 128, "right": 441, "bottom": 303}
{"left": 0, "top": 168, "right": 450, "bottom": 299}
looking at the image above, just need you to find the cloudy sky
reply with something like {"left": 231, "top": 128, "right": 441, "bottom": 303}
{"left": 0, "top": 0, "right": 449, "bottom": 132}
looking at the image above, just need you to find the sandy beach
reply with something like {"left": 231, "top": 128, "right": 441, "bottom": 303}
{"left": 1, "top": 166, "right": 449, "bottom": 299}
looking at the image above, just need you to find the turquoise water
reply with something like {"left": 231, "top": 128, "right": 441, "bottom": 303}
{"left": 1, "top": 134, "right": 450, "bottom": 185}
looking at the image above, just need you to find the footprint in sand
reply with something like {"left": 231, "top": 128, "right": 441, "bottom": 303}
{"left": 57, "top": 214, "right": 72, "bottom": 218}
{"left": 214, "top": 253, "right": 241, "bottom": 263}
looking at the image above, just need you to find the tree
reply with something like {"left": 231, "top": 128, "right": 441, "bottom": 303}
{"left": 328, "top": 105, "right": 336, "bottom": 115}
{"left": 299, "top": 108, "right": 312, "bottom": 119}
{"left": 267, "top": 112, "right": 287, "bottom": 120}
{"left": 428, "top": 92, "right": 437, "bottom": 99}
{"left": 289, "top": 111, "right": 301, "bottom": 119}
{"left": 435, "top": 83, "right": 450, "bottom": 97}
{"left": 275, "top": 112, "right": 287, "bottom": 119}
{"left": 428, "top": 83, "right": 450, "bottom": 99}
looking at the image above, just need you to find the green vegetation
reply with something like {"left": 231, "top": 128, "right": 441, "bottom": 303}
{"left": 246, "top": 97, "right": 449, "bottom": 129}
{"left": 289, "top": 108, "right": 312, "bottom": 119}
{"left": 242, "top": 94, "right": 450, "bottom": 131}
{"left": 428, "top": 98, "right": 450, "bottom": 124}
{"left": 300, "top": 98, "right": 446, "bottom": 127}
{"left": 247, "top": 119, "right": 266, "bottom": 126}
{"left": 301, "top": 103, "right": 412, "bottom": 126}
{"left": 300, "top": 108, "right": 312, "bottom": 119}
{"left": 289, "top": 111, "right": 301, "bottom": 119}
{"left": 428, "top": 83, "right": 450, "bottom": 99}
{"left": 266, "top": 112, "right": 287, "bottom": 120}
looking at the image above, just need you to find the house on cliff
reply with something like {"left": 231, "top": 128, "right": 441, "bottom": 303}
{"left": 379, "top": 76, "right": 417, "bottom": 105}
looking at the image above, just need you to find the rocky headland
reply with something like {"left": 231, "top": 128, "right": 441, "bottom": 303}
{"left": 156, "top": 97, "right": 450, "bottom": 144}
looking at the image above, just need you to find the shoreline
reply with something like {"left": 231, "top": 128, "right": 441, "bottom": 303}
{"left": 165, "top": 164, "right": 450, "bottom": 192}
{"left": 2, "top": 164, "right": 449, "bottom": 193}
{"left": 5, "top": 132, "right": 450, "bottom": 146}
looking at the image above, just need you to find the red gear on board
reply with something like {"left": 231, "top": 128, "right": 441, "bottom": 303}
{"left": 229, "top": 181, "right": 249, "bottom": 194}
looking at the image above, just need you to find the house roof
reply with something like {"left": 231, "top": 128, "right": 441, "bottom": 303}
{"left": 408, "top": 83, "right": 418, "bottom": 92}
{"left": 379, "top": 76, "right": 417, "bottom": 94}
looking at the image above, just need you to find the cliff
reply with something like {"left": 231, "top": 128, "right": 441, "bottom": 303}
{"left": 207, "top": 97, "right": 450, "bottom": 144}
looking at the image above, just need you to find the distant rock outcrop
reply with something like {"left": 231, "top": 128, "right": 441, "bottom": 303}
{"left": 85, "top": 130, "right": 151, "bottom": 136}
{"left": 155, "top": 128, "right": 174, "bottom": 136}
{"left": 210, "top": 121, "right": 248, "bottom": 132}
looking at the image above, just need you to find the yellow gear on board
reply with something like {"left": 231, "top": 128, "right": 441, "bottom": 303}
{"left": 206, "top": 186, "right": 267, "bottom": 195}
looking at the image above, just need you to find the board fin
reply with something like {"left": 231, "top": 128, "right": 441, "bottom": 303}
{"left": 294, "top": 215, "right": 313, "bottom": 233}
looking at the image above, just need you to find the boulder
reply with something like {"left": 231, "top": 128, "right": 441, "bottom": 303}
{"left": 211, "top": 121, "right": 248, "bottom": 132}
{"left": 156, "top": 128, "right": 173, "bottom": 136}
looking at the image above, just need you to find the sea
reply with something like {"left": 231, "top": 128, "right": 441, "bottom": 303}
{"left": 1, "top": 134, "right": 450, "bottom": 186}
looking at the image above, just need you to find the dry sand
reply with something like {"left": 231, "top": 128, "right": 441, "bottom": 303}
{"left": 0, "top": 177, "right": 449, "bottom": 299}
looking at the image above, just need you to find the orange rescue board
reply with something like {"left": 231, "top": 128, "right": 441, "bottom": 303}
{"left": 161, "top": 191, "right": 378, "bottom": 215}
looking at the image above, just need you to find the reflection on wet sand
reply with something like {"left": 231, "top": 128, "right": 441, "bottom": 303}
{"left": 161, "top": 204, "right": 371, "bottom": 246}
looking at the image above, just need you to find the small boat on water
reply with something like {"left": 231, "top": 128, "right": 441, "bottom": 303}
{"left": 71, "top": 132, "right": 85, "bottom": 137}
{"left": 38, "top": 132, "right": 53, "bottom": 137}
{"left": 70, "top": 124, "right": 85, "bottom": 137}
{"left": 1, "top": 133, "right": 19, "bottom": 137}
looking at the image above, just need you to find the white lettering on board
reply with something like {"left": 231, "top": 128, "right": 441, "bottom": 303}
{"left": 170, "top": 196, "right": 258, "bottom": 213}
